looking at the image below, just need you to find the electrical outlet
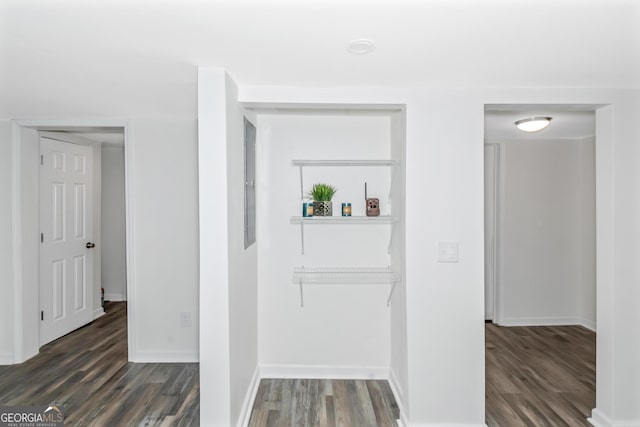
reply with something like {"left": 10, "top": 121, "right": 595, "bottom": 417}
{"left": 438, "top": 242, "right": 459, "bottom": 263}
{"left": 180, "top": 312, "right": 192, "bottom": 328}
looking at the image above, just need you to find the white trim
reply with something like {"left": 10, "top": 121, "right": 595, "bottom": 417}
{"left": 493, "top": 142, "right": 504, "bottom": 325}
{"left": 93, "top": 307, "right": 105, "bottom": 320}
{"left": 259, "top": 364, "right": 390, "bottom": 380}
{"left": 11, "top": 121, "right": 24, "bottom": 363}
{"left": 123, "top": 121, "right": 136, "bottom": 362}
{"left": 237, "top": 366, "right": 261, "bottom": 427}
{"left": 407, "top": 424, "right": 487, "bottom": 427}
{"left": 133, "top": 351, "right": 199, "bottom": 363}
{"left": 580, "top": 318, "right": 597, "bottom": 332}
{"left": 104, "top": 293, "right": 126, "bottom": 302}
{"left": 491, "top": 143, "right": 500, "bottom": 323}
{"left": 499, "top": 316, "right": 597, "bottom": 331}
{"left": 389, "top": 368, "right": 409, "bottom": 426}
{"left": 589, "top": 409, "right": 613, "bottom": 427}
{"left": 39, "top": 130, "right": 99, "bottom": 146}
{"left": 0, "top": 353, "right": 14, "bottom": 365}
{"left": 588, "top": 408, "right": 640, "bottom": 427}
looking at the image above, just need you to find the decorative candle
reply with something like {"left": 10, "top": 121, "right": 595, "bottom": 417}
{"left": 341, "top": 202, "right": 352, "bottom": 216}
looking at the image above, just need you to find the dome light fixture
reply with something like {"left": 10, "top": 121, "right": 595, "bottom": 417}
{"left": 514, "top": 116, "right": 553, "bottom": 132}
{"left": 347, "top": 39, "right": 375, "bottom": 55}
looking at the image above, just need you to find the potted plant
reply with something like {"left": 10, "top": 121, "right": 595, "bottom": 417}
{"left": 308, "top": 183, "right": 337, "bottom": 216}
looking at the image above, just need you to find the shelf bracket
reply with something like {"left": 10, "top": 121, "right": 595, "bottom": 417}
{"left": 387, "top": 222, "right": 396, "bottom": 254}
{"left": 300, "top": 222, "right": 305, "bottom": 254}
{"left": 387, "top": 281, "right": 398, "bottom": 307}
{"left": 299, "top": 280, "right": 304, "bottom": 307}
{"left": 388, "top": 164, "right": 398, "bottom": 202}
{"left": 299, "top": 165, "right": 304, "bottom": 200}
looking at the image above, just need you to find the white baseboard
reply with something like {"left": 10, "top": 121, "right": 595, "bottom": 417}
{"left": 93, "top": 307, "right": 105, "bottom": 320}
{"left": 0, "top": 353, "right": 14, "bottom": 365}
{"left": 588, "top": 408, "right": 640, "bottom": 427}
{"left": 389, "top": 369, "right": 409, "bottom": 426}
{"left": 259, "top": 364, "right": 389, "bottom": 380}
{"left": 237, "top": 366, "right": 261, "bottom": 427}
{"left": 580, "top": 318, "right": 597, "bottom": 332}
{"left": 132, "top": 351, "right": 199, "bottom": 363}
{"left": 408, "top": 424, "right": 487, "bottom": 427}
{"left": 499, "top": 316, "right": 596, "bottom": 332}
{"left": 104, "top": 293, "right": 126, "bottom": 302}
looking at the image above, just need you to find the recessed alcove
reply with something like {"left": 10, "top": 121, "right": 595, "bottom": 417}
{"left": 244, "top": 105, "right": 407, "bottom": 381}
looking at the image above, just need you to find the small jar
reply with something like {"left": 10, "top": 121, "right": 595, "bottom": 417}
{"left": 302, "top": 202, "right": 314, "bottom": 217}
{"left": 341, "top": 202, "right": 352, "bottom": 217}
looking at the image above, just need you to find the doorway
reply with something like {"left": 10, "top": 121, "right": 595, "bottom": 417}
{"left": 483, "top": 105, "right": 598, "bottom": 425}
{"left": 39, "top": 134, "right": 96, "bottom": 345}
{"left": 484, "top": 106, "right": 596, "bottom": 327}
{"left": 11, "top": 120, "right": 133, "bottom": 363}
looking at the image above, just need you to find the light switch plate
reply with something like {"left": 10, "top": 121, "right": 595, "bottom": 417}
{"left": 438, "top": 242, "right": 459, "bottom": 263}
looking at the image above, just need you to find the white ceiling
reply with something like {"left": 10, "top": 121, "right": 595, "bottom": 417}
{"left": 1, "top": 0, "right": 639, "bottom": 119}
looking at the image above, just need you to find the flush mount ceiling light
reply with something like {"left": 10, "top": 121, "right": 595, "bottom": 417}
{"left": 347, "top": 39, "right": 375, "bottom": 55}
{"left": 514, "top": 116, "right": 553, "bottom": 132}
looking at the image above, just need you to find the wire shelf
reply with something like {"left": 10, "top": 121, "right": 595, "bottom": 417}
{"left": 290, "top": 215, "right": 398, "bottom": 225}
{"left": 292, "top": 267, "right": 401, "bottom": 284}
{"left": 291, "top": 159, "right": 398, "bottom": 167}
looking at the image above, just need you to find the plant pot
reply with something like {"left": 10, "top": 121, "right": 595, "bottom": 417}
{"left": 313, "top": 201, "right": 333, "bottom": 216}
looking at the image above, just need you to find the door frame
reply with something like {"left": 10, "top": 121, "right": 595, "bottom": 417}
{"left": 11, "top": 119, "right": 136, "bottom": 363}
{"left": 483, "top": 103, "right": 611, "bottom": 425}
{"left": 484, "top": 143, "right": 500, "bottom": 323}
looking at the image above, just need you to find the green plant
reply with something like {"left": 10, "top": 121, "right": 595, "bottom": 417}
{"left": 307, "top": 183, "right": 337, "bottom": 201}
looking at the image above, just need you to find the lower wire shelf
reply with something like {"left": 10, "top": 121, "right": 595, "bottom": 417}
{"left": 292, "top": 267, "right": 401, "bottom": 307}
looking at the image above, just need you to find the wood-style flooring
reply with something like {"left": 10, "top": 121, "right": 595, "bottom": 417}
{"left": 248, "top": 378, "right": 400, "bottom": 427}
{"left": 0, "top": 302, "right": 199, "bottom": 426}
{"left": 250, "top": 324, "right": 595, "bottom": 427}
{"left": 0, "top": 302, "right": 596, "bottom": 426}
{"left": 486, "top": 323, "right": 596, "bottom": 426}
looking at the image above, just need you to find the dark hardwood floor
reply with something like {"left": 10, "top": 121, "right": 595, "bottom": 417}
{"left": 248, "top": 378, "right": 400, "bottom": 427}
{"left": 486, "top": 323, "right": 596, "bottom": 426}
{"left": 0, "top": 303, "right": 595, "bottom": 426}
{"left": 0, "top": 302, "right": 199, "bottom": 426}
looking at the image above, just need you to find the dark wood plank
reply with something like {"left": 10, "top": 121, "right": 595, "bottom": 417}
{"left": 486, "top": 323, "right": 595, "bottom": 427}
{"left": 0, "top": 302, "right": 199, "bottom": 427}
{"left": 366, "top": 380, "right": 395, "bottom": 427}
{"left": 249, "top": 378, "right": 398, "bottom": 427}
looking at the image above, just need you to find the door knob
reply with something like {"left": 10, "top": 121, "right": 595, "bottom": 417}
{"left": 86, "top": 242, "right": 96, "bottom": 249}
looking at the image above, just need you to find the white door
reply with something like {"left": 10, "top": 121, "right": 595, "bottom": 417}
{"left": 39, "top": 136, "right": 94, "bottom": 345}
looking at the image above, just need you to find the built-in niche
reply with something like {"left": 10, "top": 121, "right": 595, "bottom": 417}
{"left": 248, "top": 104, "right": 407, "bottom": 379}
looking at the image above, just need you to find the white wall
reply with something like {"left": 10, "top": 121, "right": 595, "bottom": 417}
{"left": 101, "top": 145, "right": 127, "bottom": 302}
{"left": 226, "top": 76, "right": 259, "bottom": 426}
{"left": 389, "top": 111, "right": 408, "bottom": 415}
{"left": 403, "top": 92, "right": 486, "bottom": 424}
{"left": 497, "top": 138, "right": 596, "bottom": 329}
{"left": 597, "top": 96, "right": 640, "bottom": 425}
{"left": 6, "top": 121, "right": 199, "bottom": 363}
{"left": 0, "top": 121, "right": 13, "bottom": 364}
{"left": 131, "top": 118, "right": 199, "bottom": 361}
{"left": 18, "top": 127, "right": 41, "bottom": 361}
{"left": 577, "top": 139, "right": 597, "bottom": 325}
{"left": 198, "top": 68, "right": 260, "bottom": 427}
{"left": 236, "top": 86, "right": 487, "bottom": 425}
{"left": 257, "top": 113, "right": 392, "bottom": 374}
{"left": 235, "top": 85, "right": 640, "bottom": 425}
